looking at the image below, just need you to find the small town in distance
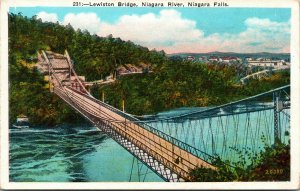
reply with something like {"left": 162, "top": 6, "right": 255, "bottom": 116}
{"left": 170, "top": 52, "right": 290, "bottom": 70}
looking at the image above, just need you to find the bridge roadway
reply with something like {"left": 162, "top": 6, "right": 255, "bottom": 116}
{"left": 54, "top": 85, "right": 216, "bottom": 181}
{"left": 41, "top": 50, "right": 217, "bottom": 181}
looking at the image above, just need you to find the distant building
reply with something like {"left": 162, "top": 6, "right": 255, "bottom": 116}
{"left": 199, "top": 56, "right": 207, "bottom": 61}
{"left": 186, "top": 56, "right": 195, "bottom": 61}
{"left": 16, "top": 114, "right": 29, "bottom": 123}
{"left": 14, "top": 114, "right": 30, "bottom": 128}
{"left": 138, "top": 62, "right": 151, "bottom": 73}
{"left": 209, "top": 56, "right": 218, "bottom": 62}
{"left": 117, "top": 66, "right": 130, "bottom": 75}
{"left": 116, "top": 63, "right": 151, "bottom": 76}
{"left": 125, "top": 64, "right": 142, "bottom": 73}
{"left": 248, "top": 60, "right": 290, "bottom": 69}
{"left": 221, "top": 56, "right": 239, "bottom": 63}
{"left": 256, "top": 58, "right": 271, "bottom": 61}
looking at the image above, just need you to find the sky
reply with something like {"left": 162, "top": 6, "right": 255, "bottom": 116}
{"left": 9, "top": 7, "right": 291, "bottom": 54}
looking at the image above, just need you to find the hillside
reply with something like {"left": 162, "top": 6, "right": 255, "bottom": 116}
{"left": 8, "top": 13, "right": 290, "bottom": 125}
{"left": 8, "top": 13, "right": 166, "bottom": 125}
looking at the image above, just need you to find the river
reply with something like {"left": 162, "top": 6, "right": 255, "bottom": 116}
{"left": 9, "top": 125, "right": 163, "bottom": 182}
{"left": 9, "top": 106, "right": 290, "bottom": 182}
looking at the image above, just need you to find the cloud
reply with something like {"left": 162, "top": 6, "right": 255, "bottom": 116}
{"left": 245, "top": 17, "right": 290, "bottom": 33}
{"left": 36, "top": 12, "right": 101, "bottom": 34}
{"left": 97, "top": 11, "right": 290, "bottom": 53}
{"left": 170, "top": 17, "right": 290, "bottom": 53}
{"left": 36, "top": 11, "right": 290, "bottom": 53}
{"left": 226, "top": 17, "right": 290, "bottom": 53}
{"left": 36, "top": 11, "right": 58, "bottom": 23}
{"left": 62, "top": 13, "right": 101, "bottom": 34}
{"left": 98, "top": 9, "right": 204, "bottom": 47}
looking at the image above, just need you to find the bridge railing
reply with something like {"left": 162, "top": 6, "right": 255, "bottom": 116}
{"left": 64, "top": 86, "right": 218, "bottom": 164}
{"left": 78, "top": 84, "right": 289, "bottom": 123}
{"left": 151, "top": 85, "right": 290, "bottom": 122}
{"left": 63, "top": 83, "right": 290, "bottom": 165}
{"left": 57, "top": 86, "right": 220, "bottom": 180}
{"left": 137, "top": 85, "right": 290, "bottom": 163}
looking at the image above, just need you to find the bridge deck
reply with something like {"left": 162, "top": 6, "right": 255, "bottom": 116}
{"left": 58, "top": 86, "right": 216, "bottom": 181}
{"left": 42, "top": 50, "right": 217, "bottom": 181}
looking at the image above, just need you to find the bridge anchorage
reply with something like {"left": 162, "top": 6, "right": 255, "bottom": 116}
{"left": 38, "top": 50, "right": 290, "bottom": 182}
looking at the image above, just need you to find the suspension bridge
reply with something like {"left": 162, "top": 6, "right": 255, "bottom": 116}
{"left": 240, "top": 67, "right": 290, "bottom": 84}
{"left": 38, "top": 50, "right": 290, "bottom": 182}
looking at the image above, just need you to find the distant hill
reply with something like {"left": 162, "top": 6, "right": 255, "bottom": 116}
{"left": 168, "top": 52, "right": 290, "bottom": 61}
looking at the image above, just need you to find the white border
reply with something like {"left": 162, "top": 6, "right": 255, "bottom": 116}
{"left": 1, "top": 0, "right": 299, "bottom": 189}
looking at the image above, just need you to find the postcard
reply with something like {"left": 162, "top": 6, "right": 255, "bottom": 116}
{"left": 0, "top": 0, "right": 299, "bottom": 189}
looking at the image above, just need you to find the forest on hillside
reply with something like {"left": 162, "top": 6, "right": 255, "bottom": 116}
{"left": 9, "top": 13, "right": 166, "bottom": 125}
{"left": 8, "top": 13, "right": 290, "bottom": 125}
